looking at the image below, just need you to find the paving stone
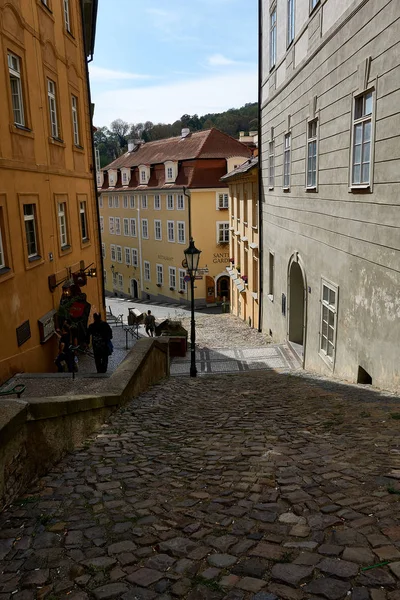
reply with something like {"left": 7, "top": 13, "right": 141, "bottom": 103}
{"left": 293, "top": 551, "right": 321, "bottom": 565}
{"left": 145, "top": 553, "right": 175, "bottom": 571}
{"left": 267, "top": 583, "right": 305, "bottom": 600}
{"left": 271, "top": 563, "right": 314, "bottom": 586}
{"left": 235, "top": 577, "right": 267, "bottom": 592}
{"left": 318, "top": 544, "right": 343, "bottom": 556}
{"left": 207, "top": 554, "right": 237, "bottom": 568}
{"left": 21, "top": 569, "right": 50, "bottom": 588}
{"left": 342, "top": 546, "right": 375, "bottom": 565}
{"left": 82, "top": 557, "right": 117, "bottom": 570}
{"left": 317, "top": 557, "right": 359, "bottom": 578}
{"left": 219, "top": 574, "right": 240, "bottom": 588}
{"left": 93, "top": 582, "right": 130, "bottom": 600}
{"left": 357, "top": 568, "right": 396, "bottom": 587}
{"left": 351, "top": 589, "right": 369, "bottom": 600}
{"left": 249, "top": 543, "right": 284, "bottom": 560}
{"left": 250, "top": 594, "right": 278, "bottom": 600}
{"left": 171, "top": 577, "right": 191, "bottom": 596}
{"left": 159, "top": 537, "right": 197, "bottom": 557}
{"left": 374, "top": 545, "right": 400, "bottom": 561}
{"left": 107, "top": 541, "right": 137, "bottom": 555}
{"left": 289, "top": 524, "right": 310, "bottom": 537}
{"left": 126, "top": 568, "right": 163, "bottom": 587}
{"left": 305, "top": 577, "right": 351, "bottom": 599}
{"left": 122, "top": 588, "right": 157, "bottom": 600}
{"left": 388, "top": 561, "right": 400, "bottom": 579}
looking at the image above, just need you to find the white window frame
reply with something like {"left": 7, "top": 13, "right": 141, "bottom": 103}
{"left": 115, "top": 217, "right": 121, "bottom": 235}
{"left": 140, "top": 169, "right": 147, "bottom": 184}
{"left": 167, "top": 194, "right": 174, "bottom": 210}
{"left": 99, "top": 196, "right": 103, "bottom": 208}
{"left": 283, "top": 133, "right": 291, "bottom": 189}
{"left": 154, "top": 219, "right": 162, "bottom": 240}
{"left": 310, "top": 0, "right": 320, "bottom": 12}
{"left": 110, "top": 244, "right": 116, "bottom": 261}
{"left": 351, "top": 90, "right": 373, "bottom": 188}
{"left": 287, "top": 0, "right": 295, "bottom": 47}
{"left": 114, "top": 195, "right": 119, "bottom": 208}
{"left": 79, "top": 201, "right": 88, "bottom": 240}
{"left": 112, "top": 271, "right": 117, "bottom": 287}
{"left": 132, "top": 248, "right": 138, "bottom": 267}
{"left": 167, "top": 220, "right": 175, "bottom": 242}
{"left": 123, "top": 195, "right": 128, "bottom": 208}
{"left": 118, "top": 273, "right": 123, "bottom": 289}
{"left": 109, "top": 216, "right": 114, "bottom": 234}
{"left": 130, "top": 218, "right": 137, "bottom": 237}
{"left": 306, "top": 119, "right": 318, "bottom": 189}
{"left": 23, "top": 204, "right": 38, "bottom": 258}
{"left": 154, "top": 194, "right": 161, "bottom": 210}
{"left": 177, "top": 221, "right": 185, "bottom": 244}
{"left": 177, "top": 194, "right": 185, "bottom": 210}
{"left": 108, "top": 195, "right": 112, "bottom": 208}
{"left": 169, "top": 266, "right": 176, "bottom": 289}
{"left": 156, "top": 264, "right": 163, "bottom": 286}
{"left": 179, "top": 269, "right": 187, "bottom": 292}
{"left": 71, "top": 95, "right": 79, "bottom": 146}
{"left": 58, "top": 202, "right": 68, "bottom": 248}
{"left": 8, "top": 52, "right": 25, "bottom": 127}
{"left": 100, "top": 215, "right": 104, "bottom": 233}
{"left": 217, "top": 221, "right": 229, "bottom": 244}
{"left": 122, "top": 172, "right": 128, "bottom": 185}
{"left": 125, "top": 247, "right": 131, "bottom": 265}
{"left": 319, "top": 279, "right": 338, "bottom": 367}
{"left": 116, "top": 245, "right": 122, "bottom": 263}
{"left": 103, "top": 268, "right": 107, "bottom": 283}
{"left": 270, "top": 7, "right": 277, "bottom": 70}
{"left": 142, "top": 218, "right": 149, "bottom": 239}
{"left": 144, "top": 260, "right": 151, "bottom": 281}
{"left": 101, "top": 242, "right": 105, "bottom": 259}
{"left": 63, "top": 0, "right": 71, "bottom": 31}
{"left": 130, "top": 195, "right": 135, "bottom": 209}
{"left": 217, "top": 192, "right": 229, "bottom": 210}
{"left": 123, "top": 217, "right": 129, "bottom": 236}
{"left": 47, "top": 79, "right": 59, "bottom": 139}
{"left": 269, "top": 140, "right": 275, "bottom": 189}
{"left": 141, "top": 195, "right": 148, "bottom": 209}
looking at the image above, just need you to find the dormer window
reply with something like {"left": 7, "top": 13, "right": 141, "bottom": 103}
{"left": 121, "top": 168, "right": 130, "bottom": 186}
{"left": 141, "top": 170, "right": 146, "bottom": 182}
{"left": 97, "top": 172, "right": 104, "bottom": 188}
{"left": 165, "top": 161, "right": 177, "bottom": 183}
{"left": 139, "top": 165, "right": 150, "bottom": 185}
{"left": 108, "top": 170, "right": 117, "bottom": 187}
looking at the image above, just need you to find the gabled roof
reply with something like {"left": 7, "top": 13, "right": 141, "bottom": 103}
{"left": 221, "top": 156, "right": 258, "bottom": 181}
{"left": 103, "top": 128, "right": 252, "bottom": 171}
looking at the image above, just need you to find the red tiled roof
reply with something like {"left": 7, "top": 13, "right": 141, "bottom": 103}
{"left": 103, "top": 128, "right": 252, "bottom": 170}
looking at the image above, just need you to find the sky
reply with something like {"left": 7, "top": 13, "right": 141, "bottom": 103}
{"left": 89, "top": 0, "right": 258, "bottom": 128}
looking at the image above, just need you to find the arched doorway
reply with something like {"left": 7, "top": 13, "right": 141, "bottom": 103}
{"left": 288, "top": 256, "right": 306, "bottom": 360}
{"left": 217, "top": 276, "right": 230, "bottom": 301}
{"left": 131, "top": 279, "right": 139, "bottom": 299}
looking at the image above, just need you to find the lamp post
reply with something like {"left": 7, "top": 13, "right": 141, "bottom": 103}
{"left": 184, "top": 238, "right": 202, "bottom": 377}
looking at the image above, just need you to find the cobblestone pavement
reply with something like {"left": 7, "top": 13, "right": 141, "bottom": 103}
{"left": 1, "top": 371, "right": 400, "bottom": 600}
{"left": 179, "top": 314, "right": 271, "bottom": 350}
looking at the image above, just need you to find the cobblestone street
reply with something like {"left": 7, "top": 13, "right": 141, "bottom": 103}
{"left": 1, "top": 371, "right": 400, "bottom": 599}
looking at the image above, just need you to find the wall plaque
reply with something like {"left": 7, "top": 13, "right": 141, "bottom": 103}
{"left": 38, "top": 309, "right": 56, "bottom": 343}
{"left": 16, "top": 320, "right": 31, "bottom": 347}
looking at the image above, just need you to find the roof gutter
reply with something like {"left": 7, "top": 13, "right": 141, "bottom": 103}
{"left": 257, "top": 0, "right": 263, "bottom": 333}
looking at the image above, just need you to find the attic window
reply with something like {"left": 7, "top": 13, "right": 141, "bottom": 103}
{"left": 109, "top": 173, "right": 115, "bottom": 185}
{"left": 167, "top": 167, "right": 173, "bottom": 179}
{"left": 122, "top": 172, "right": 128, "bottom": 184}
{"left": 140, "top": 170, "right": 146, "bottom": 183}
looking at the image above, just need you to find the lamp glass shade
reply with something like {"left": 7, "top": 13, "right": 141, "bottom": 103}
{"left": 184, "top": 239, "right": 201, "bottom": 273}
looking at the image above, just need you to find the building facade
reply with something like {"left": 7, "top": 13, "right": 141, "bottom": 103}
{"left": 0, "top": 0, "right": 103, "bottom": 384}
{"left": 222, "top": 158, "right": 260, "bottom": 329}
{"left": 98, "top": 129, "right": 251, "bottom": 305}
{"left": 260, "top": 0, "right": 400, "bottom": 390}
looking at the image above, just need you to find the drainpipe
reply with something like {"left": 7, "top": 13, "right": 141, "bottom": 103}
{"left": 137, "top": 204, "right": 143, "bottom": 297}
{"left": 257, "top": 0, "right": 263, "bottom": 333}
{"left": 183, "top": 186, "right": 192, "bottom": 240}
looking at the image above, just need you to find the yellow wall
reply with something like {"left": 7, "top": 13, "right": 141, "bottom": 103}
{"left": 0, "top": 0, "right": 103, "bottom": 384}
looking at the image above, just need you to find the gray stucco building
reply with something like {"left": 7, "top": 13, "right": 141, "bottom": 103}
{"left": 260, "top": 0, "right": 400, "bottom": 390}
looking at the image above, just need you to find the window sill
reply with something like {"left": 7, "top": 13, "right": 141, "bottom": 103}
{"left": 49, "top": 137, "right": 65, "bottom": 147}
{"left": 268, "top": 187, "right": 274, "bottom": 191}
{"left": 0, "top": 266, "right": 13, "bottom": 282}
{"left": 73, "top": 144, "right": 85, "bottom": 153}
{"left": 10, "top": 124, "right": 35, "bottom": 138}
{"left": 283, "top": 187, "right": 291, "bottom": 192}
{"left": 28, "top": 254, "right": 42, "bottom": 263}
{"left": 60, "top": 244, "right": 71, "bottom": 253}
{"left": 349, "top": 184, "right": 371, "bottom": 193}
{"left": 218, "top": 207, "right": 229, "bottom": 211}
{"left": 66, "top": 29, "right": 76, "bottom": 43}
{"left": 306, "top": 186, "right": 317, "bottom": 192}
{"left": 267, "top": 294, "right": 274, "bottom": 303}
{"left": 318, "top": 350, "right": 334, "bottom": 370}
{"left": 81, "top": 237, "right": 90, "bottom": 244}
{"left": 178, "top": 240, "right": 186, "bottom": 244}
{"left": 38, "top": 1, "right": 54, "bottom": 18}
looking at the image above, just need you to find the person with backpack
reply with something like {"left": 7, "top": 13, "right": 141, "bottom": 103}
{"left": 86, "top": 313, "right": 113, "bottom": 373}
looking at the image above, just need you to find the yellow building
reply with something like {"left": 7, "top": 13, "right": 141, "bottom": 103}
{"left": 0, "top": 0, "right": 103, "bottom": 384}
{"left": 222, "top": 157, "right": 260, "bottom": 329}
{"left": 98, "top": 129, "right": 251, "bottom": 305}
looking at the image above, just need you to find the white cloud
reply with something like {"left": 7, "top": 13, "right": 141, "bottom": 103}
{"left": 91, "top": 70, "right": 257, "bottom": 126}
{"left": 207, "top": 53, "right": 239, "bottom": 67}
{"left": 89, "top": 65, "right": 152, "bottom": 82}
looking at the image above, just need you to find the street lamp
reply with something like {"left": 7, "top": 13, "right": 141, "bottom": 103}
{"left": 184, "top": 238, "right": 202, "bottom": 377}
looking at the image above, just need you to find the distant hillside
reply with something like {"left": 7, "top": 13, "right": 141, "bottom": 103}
{"left": 94, "top": 102, "right": 258, "bottom": 168}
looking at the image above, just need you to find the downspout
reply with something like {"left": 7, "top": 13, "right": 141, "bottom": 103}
{"left": 183, "top": 186, "right": 192, "bottom": 240}
{"left": 80, "top": 1, "right": 105, "bottom": 311}
{"left": 137, "top": 204, "right": 143, "bottom": 297}
{"left": 257, "top": 0, "right": 263, "bottom": 333}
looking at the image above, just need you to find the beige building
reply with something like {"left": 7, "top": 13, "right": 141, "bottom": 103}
{"left": 97, "top": 129, "right": 251, "bottom": 305}
{"left": 222, "top": 157, "right": 259, "bottom": 329}
{"left": 0, "top": 0, "right": 102, "bottom": 384}
{"left": 260, "top": 0, "right": 400, "bottom": 389}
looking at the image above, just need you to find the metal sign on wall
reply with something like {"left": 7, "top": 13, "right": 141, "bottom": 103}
{"left": 16, "top": 320, "right": 31, "bottom": 347}
{"left": 38, "top": 309, "right": 57, "bottom": 343}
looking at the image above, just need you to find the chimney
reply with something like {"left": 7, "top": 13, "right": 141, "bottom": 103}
{"left": 127, "top": 139, "right": 134, "bottom": 152}
{"left": 181, "top": 128, "right": 190, "bottom": 138}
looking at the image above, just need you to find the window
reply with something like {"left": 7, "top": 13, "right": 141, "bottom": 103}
{"left": 167, "top": 166, "right": 173, "bottom": 180}
{"left": 144, "top": 261, "right": 150, "bottom": 281}
{"left": 8, "top": 53, "right": 25, "bottom": 126}
{"left": 47, "top": 79, "right": 59, "bottom": 139}
{"left": 79, "top": 201, "right": 88, "bottom": 240}
{"left": 115, "top": 217, "right": 121, "bottom": 235}
{"left": 109, "top": 216, "right": 114, "bottom": 234}
{"left": 177, "top": 221, "right": 185, "bottom": 244}
{"left": 58, "top": 202, "right": 68, "bottom": 248}
{"left": 118, "top": 274, "right": 123, "bottom": 289}
{"left": 287, "top": 0, "right": 295, "bottom": 46}
{"left": 108, "top": 196, "right": 112, "bottom": 208}
{"left": 130, "top": 218, "right": 137, "bottom": 237}
{"left": 99, "top": 196, "right": 103, "bottom": 208}
{"left": 156, "top": 264, "right": 163, "bottom": 285}
{"left": 116, "top": 245, "right": 122, "bottom": 263}
{"left": 154, "top": 194, "right": 161, "bottom": 210}
{"left": 307, "top": 119, "right": 318, "bottom": 188}
{"left": 154, "top": 220, "right": 162, "bottom": 240}
{"left": 123, "top": 218, "right": 129, "bottom": 236}
{"left": 71, "top": 96, "right": 79, "bottom": 145}
{"left": 140, "top": 170, "right": 146, "bottom": 183}
{"left": 109, "top": 172, "right": 115, "bottom": 186}
{"left": 130, "top": 195, "right": 135, "bottom": 209}
{"left": 167, "top": 194, "right": 174, "bottom": 210}
{"left": 268, "top": 252, "right": 274, "bottom": 298}
{"left": 125, "top": 247, "right": 131, "bottom": 265}
{"left": 132, "top": 248, "right": 138, "bottom": 266}
{"left": 100, "top": 216, "right": 104, "bottom": 233}
{"left": 142, "top": 219, "right": 148, "bottom": 239}
{"left": 269, "top": 140, "right": 274, "bottom": 188}
{"left": 179, "top": 269, "right": 187, "bottom": 292}
{"left": 217, "top": 222, "right": 229, "bottom": 244}
{"left": 110, "top": 244, "right": 116, "bottom": 261}
{"left": 177, "top": 194, "right": 184, "bottom": 210}
{"left": 64, "top": 0, "right": 71, "bottom": 31}
{"left": 320, "top": 281, "right": 338, "bottom": 362}
{"left": 141, "top": 195, "right": 148, "bottom": 209}
{"left": 270, "top": 8, "right": 277, "bottom": 69}
{"left": 122, "top": 173, "right": 128, "bottom": 185}
{"left": 352, "top": 91, "right": 373, "bottom": 186}
{"left": 123, "top": 195, "right": 128, "bottom": 208}
{"left": 23, "top": 204, "right": 38, "bottom": 258}
{"left": 167, "top": 221, "right": 175, "bottom": 242}
{"left": 101, "top": 243, "right": 105, "bottom": 258}
{"left": 114, "top": 195, "right": 119, "bottom": 208}
{"left": 104, "top": 269, "right": 107, "bottom": 283}
{"left": 310, "top": 0, "right": 319, "bottom": 10}
{"left": 217, "top": 193, "right": 229, "bottom": 209}
{"left": 283, "top": 133, "right": 291, "bottom": 189}
{"left": 112, "top": 271, "right": 117, "bottom": 287}
{"left": 169, "top": 267, "right": 176, "bottom": 289}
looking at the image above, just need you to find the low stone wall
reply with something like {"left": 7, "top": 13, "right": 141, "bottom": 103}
{"left": 0, "top": 338, "right": 169, "bottom": 511}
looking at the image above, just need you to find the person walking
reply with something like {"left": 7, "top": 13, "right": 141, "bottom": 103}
{"left": 144, "top": 310, "right": 156, "bottom": 337}
{"left": 86, "top": 313, "right": 113, "bottom": 373}
{"left": 55, "top": 323, "right": 75, "bottom": 372}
